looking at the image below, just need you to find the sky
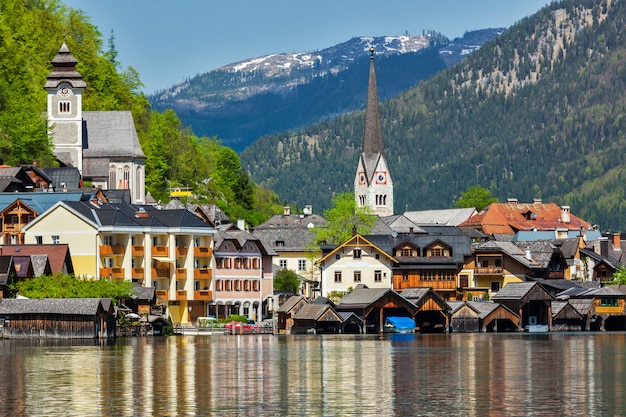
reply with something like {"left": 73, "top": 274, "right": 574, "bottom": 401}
{"left": 63, "top": 0, "right": 550, "bottom": 95}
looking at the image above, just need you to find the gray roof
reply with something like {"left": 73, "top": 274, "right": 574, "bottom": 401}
{"left": 133, "top": 283, "right": 155, "bottom": 302}
{"left": 473, "top": 241, "right": 541, "bottom": 269}
{"left": 0, "top": 191, "right": 85, "bottom": 214}
{"left": 292, "top": 304, "right": 339, "bottom": 321}
{"left": 378, "top": 215, "right": 427, "bottom": 234}
{"left": 215, "top": 224, "right": 277, "bottom": 256}
{"left": 467, "top": 301, "right": 508, "bottom": 319}
{"left": 253, "top": 227, "right": 317, "bottom": 252}
{"left": 83, "top": 111, "right": 145, "bottom": 158}
{"left": 276, "top": 295, "right": 308, "bottom": 313}
{"left": 403, "top": 208, "right": 477, "bottom": 226}
{"left": 491, "top": 282, "right": 541, "bottom": 300}
{"left": 41, "top": 167, "right": 81, "bottom": 190}
{"left": 568, "top": 298, "right": 594, "bottom": 315}
{"left": 514, "top": 241, "right": 558, "bottom": 268}
{"left": 0, "top": 298, "right": 108, "bottom": 316}
{"left": 338, "top": 286, "right": 399, "bottom": 306}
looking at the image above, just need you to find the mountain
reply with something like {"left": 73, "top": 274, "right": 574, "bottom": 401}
{"left": 149, "top": 29, "right": 503, "bottom": 151}
{"left": 240, "top": 0, "right": 626, "bottom": 232}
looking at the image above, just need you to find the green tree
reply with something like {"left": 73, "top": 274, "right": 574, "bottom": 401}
{"left": 454, "top": 185, "right": 498, "bottom": 211}
{"left": 273, "top": 269, "right": 300, "bottom": 293}
{"left": 313, "top": 192, "right": 376, "bottom": 245}
{"left": 609, "top": 265, "right": 626, "bottom": 285}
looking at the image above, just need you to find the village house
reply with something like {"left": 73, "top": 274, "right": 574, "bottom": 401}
{"left": 252, "top": 205, "right": 326, "bottom": 299}
{"left": 211, "top": 222, "right": 275, "bottom": 322}
{"left": 22, "top": 200, "right": 215, "bottom": 324}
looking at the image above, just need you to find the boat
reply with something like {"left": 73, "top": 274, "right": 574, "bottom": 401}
{"left": 383, "top": 316, "right": 416, "bottom": 333}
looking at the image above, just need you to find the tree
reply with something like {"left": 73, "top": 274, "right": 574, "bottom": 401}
{"left": 313, "top": 192, "right": 376, "bottom": 245}
{"left": 454, "top": 185, "right": 498, "bottom": 211}
{"left": 273, "top": 269, "right": 300, "bottom": 293}
{"left": 609, "top": 265, "right": 626, "bottom": 285}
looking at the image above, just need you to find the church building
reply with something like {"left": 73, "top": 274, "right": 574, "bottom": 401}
{"left": 44, "top": 40, "right": 146, "bottom": 204}
{"left": 354, "top": 48, "right": 394, "bottom": 217}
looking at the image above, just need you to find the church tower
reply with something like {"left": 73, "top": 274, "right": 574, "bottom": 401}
{"left": 44, "top": 39, "right": 86, "bottom": 173}
{"left": 354, "top": 48, "right": 394, "bottom": 217}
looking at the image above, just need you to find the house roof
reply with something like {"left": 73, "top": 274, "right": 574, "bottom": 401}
{"left": 337, "top": 286, "right": 394, "bottom": 307}
{"left": 215, "top": 224, "right": 277, "bottom": 256}
{"left": 0, "top": 192, "right": 86, "bottom": 214}
{"left": 492, "top": 282, "right": 553, "bottom": 301}
{"left": 41, "top": 167, "right": 81, "bottom": 190}
{"left": 0, "top": 298, "right": 108, "bottom": 316}
{"left": 276, "top": 295, "right": 308, "bottom": 313}
{"left": 402, "top": 208, "right": 477, "bottom": 226}
{"left": 0, "top": 245, "right": 71, "bottom": 275}
{"left": 317, "top": 234, "right": 398, "bottom": 264}
{"left": 0, "top": 256, "right": 14, "bottom": 286}
{"left": 472, "top": 241, "right": 542, "bottom": 270}
{"left": 292, "top": 304, "right": 341, "bottom": 322}
{"left": 458, "top": 202, "right": 592, "bottom": 236}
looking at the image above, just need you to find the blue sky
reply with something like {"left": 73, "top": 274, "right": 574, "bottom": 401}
{"left": 63, "top": 0, "right": 549, "bottom": 94}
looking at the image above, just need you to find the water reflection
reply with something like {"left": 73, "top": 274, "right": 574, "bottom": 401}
{"left": 1, "top": 333, "right": 626, "bottom": 416}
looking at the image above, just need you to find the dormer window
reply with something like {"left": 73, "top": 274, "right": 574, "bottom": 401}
{"left": 353, "top": 249, "right": 362, "bottom": 259}
{"left": 276, "top": 240, "right": 285, "bottom": 247}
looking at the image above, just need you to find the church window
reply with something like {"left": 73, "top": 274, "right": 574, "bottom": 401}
{"left": 135, "top": 166, "right": 142, "bottom": 201}
{"left": 109, "top": 165, "right": 117, "bottom": 189}
{"left": 122, "top": 166, "right": 130, "bottom": 189}
{"left": 59, "top": 101, "right": 71, "bottom": 113}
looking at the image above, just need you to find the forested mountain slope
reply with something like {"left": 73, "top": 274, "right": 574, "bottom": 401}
{"left": 241, "top": 0, "right": 626, "bottom": 232}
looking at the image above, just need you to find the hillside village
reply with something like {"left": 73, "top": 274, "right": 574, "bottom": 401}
{"left": 1, "top": 35, "right": 626, "bottom": 339}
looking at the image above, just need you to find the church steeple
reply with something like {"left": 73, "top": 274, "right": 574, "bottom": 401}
{"left": 45, "top": 38, "right": 86, "bottom": 173}
{"left": 354, "top": 48, "right": 394, "bottom": 217}
{"left": 362, "top": 47, "right": 384, "bottom": 154}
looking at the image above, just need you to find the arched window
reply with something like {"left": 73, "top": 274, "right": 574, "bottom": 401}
{"left": 122, "top": 165, "right": 130, "bottom": 189}
{"left": 109, "top": 165, "right": 117, "bottom": 189}
{"left": 135, "top": 166, "right": 143, "bottom": 201}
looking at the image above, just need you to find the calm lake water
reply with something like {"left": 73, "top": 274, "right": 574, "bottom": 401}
{"left": 1, "top": 333, "right": 626, "bottom": 416}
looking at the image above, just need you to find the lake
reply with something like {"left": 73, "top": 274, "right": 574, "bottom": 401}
{"left": 1, "top": 333, "right": 626, "bottom": 416}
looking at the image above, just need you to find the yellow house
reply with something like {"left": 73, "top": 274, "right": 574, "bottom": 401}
{"left": 23, "top": 200, "right": 215, "bottom": 324}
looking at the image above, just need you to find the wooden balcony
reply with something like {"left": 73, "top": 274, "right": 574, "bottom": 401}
{"left": 132, "top": 245, "right": 144, "bottom": 256}
{"left": 194, "top": 268, "right": 212, "bottom": 279}
{"left": 194, "top": 247, "right": 212, "bottom": 257}
{"left": 176, "top": 290, "right": 187, "bottom": 300}
{"left": 3, "top": 223, "right": 24, "bottom": 232}
{"left": 152, "top": 246, "right": 169, "bottom": 257}
{"left": 155, "top": 290, "right": 169, "bottom": 301}
{"left": 152, "top": 267, "right": 170, "bottom": 278}
{"left": 176, "top": 268, "right": 187, "bottom": 279}
{"left": 131, "top": 268, "right": 145, "bottom": 279}
{"left": 100, "top": 267, "right": 125, "bottom": 279}
{"left": 595, "top": 305, "right": 624, "bottom": 314}
{"left": 194, "top": 290, "right": 213, "bottom": 301}
{"left": 474, "top": 267, "right": 503, "bottom": 275}
{"left": 100, "top": 245, "right": 125, "bottom": 256}
{"left": 176, "top": 247, "right": 188, "bottom": 257}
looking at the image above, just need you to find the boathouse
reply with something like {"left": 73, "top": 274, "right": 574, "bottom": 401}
{"left": 0, "top": 298, "right": 115, "bottom": 339}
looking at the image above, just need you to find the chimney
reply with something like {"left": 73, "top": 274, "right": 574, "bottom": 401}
{"left": 533, "top": 198, "right": 542, "bottom": 204}
{"left": 283, "top": 206, "right": 291, "bottom": 216}
{"left": 561, "top": 206, "right": 571, "bottom": 223}
{"left": 507, "top": 198, "right": 518, "bottom": 203}
{"left": 32, "top": 159, "right": 37, "bottom": 166}
{"left": 593, "top": 240, "right": 601, "bottom": 255}
{"left": 303, "top": 205, "right": 312, "bottom": 215}
{"left": 525, "top": 249, "right": 532, "bottom": 261}
{"left": 613, "top": 233, "right": 621, "bottom": 251}
{"left": 352, "top": 225, "right": 357, "bottom": 236}
{"left": 600, "top": 239, "right": 609, "bottom": 257}
{"left": 237, "top": 219, "right": 246, "bottom": 230}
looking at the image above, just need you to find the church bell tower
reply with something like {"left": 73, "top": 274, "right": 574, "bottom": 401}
{"left": 354, "top": 48, "right": 394, "bottom": 217}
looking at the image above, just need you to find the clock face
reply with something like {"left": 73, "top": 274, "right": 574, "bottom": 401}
{"left": 375, "top": 171, "right": 387, "bottom": 184}
{"left": 59, "top": 87, "right": 71, "bottom": 97}
{"left": 358, "top": 173, "right": 366, "bottom": 185}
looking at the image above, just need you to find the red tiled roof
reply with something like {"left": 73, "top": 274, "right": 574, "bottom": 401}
{"left": 0, "top": 244, "right": 71, "bottom": 274}
{"left": 458, "top": 202, "right": 592, "bottom": 236}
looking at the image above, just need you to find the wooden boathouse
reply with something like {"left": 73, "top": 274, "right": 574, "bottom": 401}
{"left": 0, "top": 298, "right": 115, "bottom": 339}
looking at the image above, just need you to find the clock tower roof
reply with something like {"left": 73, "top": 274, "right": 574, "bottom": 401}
{"left": 44, "top": 39, "right": 86, "bottom": 90}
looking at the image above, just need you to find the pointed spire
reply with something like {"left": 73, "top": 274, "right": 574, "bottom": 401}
{"left": 362, "top": 47, "right": 384, "bottom": 154}
{"left": 45, "top": 38, "right": 86, "bottom": 90}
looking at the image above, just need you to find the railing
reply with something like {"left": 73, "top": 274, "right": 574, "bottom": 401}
{"left": 3, "top": 224, "right": 23, "bottom": 232}
{"left": 132, "top": 267, "right": 145, "bottom": 279}
{"left": 100, "top": 267, "right": 125, "bottom": 279}
{"left": 194, "top": 247, "right": 212, "bottom": 257}
{"left": 194, "top": 268, "right": 212, "bottom": 279}
{"left": 132, "top": 245, "right": 144, "bottom": 256}
{"left": 100, "top": 245, "right": 125, "bottom": 256}
{"left": 194, "top": 290, "right": 212, "bottom": 300}
{"left": 474, "top": 267, "right": 504, "bottom": 275}
{"left": 152, "top": 267, "right": 170, "bottom": 278}
{"left": 416, "top": 280, "right": 457, "bottom": 290}
{"left": 176, "top": 268, "right": 187, "bottom": 279}
{"left": 152, "top": 246, "right": 169, "bottom": 257}
{"left": 176, "top": 290, "right": 187, "bottom": 300}
{"left": 155, "top": 290, "right": 169, "bottom": 301}
{"left": 176, "top": 247, "right": 188, "bottom": 257}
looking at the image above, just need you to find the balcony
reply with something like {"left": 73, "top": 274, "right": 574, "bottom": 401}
{"left": 100, "top": 267, "right": 125, "bottom": 279}
{"left": 194, "top": 247, "right": 212, "bottom": 257}
{"left": 194, "top": 268, "right": 212, "bottom": 279}
{"left": 132, "top": 245, "right": 144, "bottom": 256}
{"left": 155, "top": 290, "right": 169, "bottom": 301}
{"left": 595, "top": 305, "right": 624, "bottom": 314}
{"left": 131, "top": 268, "right": 145, "bottom": 280}
{"left": 3, "top": 224, "right": 24, "bottom": 233}
{"left": 474, "top": 267, "right": 503, "bottom": 275}
{"left": 176, "top": 268, "right": 187, "bottom": 279}
{"left": 176, "top": 290, "right": 187, "bottom": 300}
{"left": 152, "top": 267, "right": 170, "bottom": 278}
{"left": 152, "top": 246, "right": 169, "bottom": 257}
{"left": 100, "top": 245, "right": 125, "bottom": 256}
{"left": 176, "top": 247, "right": 188, "bottom": 257}
{"left": 194, "top": 290, "right": 213, "bottom": 301}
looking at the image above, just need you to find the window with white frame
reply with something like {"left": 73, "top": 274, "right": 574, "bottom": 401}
{"left": 298, "top": 259, "right": 306, "bottom": 271}
{"left": 279, "top": 259, "right": 287, "bottom": 269}
{"left": 51, "top": 235, "right": 60, "bottom": 244}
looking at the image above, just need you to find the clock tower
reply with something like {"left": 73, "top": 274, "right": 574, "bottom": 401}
{"left": 44, "top": 39, "right": 86, "bottom": 173}
{"left": 354, "top": 48, "right": 394, "bottom": 217}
